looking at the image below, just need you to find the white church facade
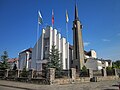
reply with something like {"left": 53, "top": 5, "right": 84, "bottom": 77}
{"left": 18, "top": 25, "right": 112, "bottom": 71}
{"left": 31, "top": 26, "right": 70, "bottom": 71}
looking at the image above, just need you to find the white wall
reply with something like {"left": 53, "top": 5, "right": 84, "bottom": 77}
{"left": 31, "top": 26, "right": 70, "bottom": 70}
{"left": 31, "top": 29, "right": 45, "bottom": 70}
{"left": 61, "top": 38, "right": 66, "bottom": 69}
{"left": 19, "top": 52, "right": 26, "bottom": 70}
{"left": 19, "top": 51, "right": 31, "bottom": 70}
{"left": 66, "top": 42, "right": 69, "bottom": 69}
{"left": 91, "top": 50, "right": 97, "bottom": 58}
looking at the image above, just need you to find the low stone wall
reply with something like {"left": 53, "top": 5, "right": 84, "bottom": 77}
{"left": 52, "top": 77, "right": 90, "bottom": 85}
{"left": 76, "top": 77, "right": 90, "bottom": 83}
{"left": 53, "top": 78, "right": 72, "bottom": 85}
{"left": 53, "top": 76, "right": 119, "bottom": 85}
{"left": 97, "top": 76, "right": 118, "bottom": 81}
{"left": 0, "top": 68, "right": 119, "bottom": 85}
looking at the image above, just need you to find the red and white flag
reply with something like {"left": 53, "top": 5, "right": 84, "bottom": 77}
{"left": 52, "top": 9, "right": 54, "bottom": 25}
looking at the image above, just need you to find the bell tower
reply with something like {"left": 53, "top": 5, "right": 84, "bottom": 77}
{"left": 72, "top": 4, "right": 84, "bottom": 71}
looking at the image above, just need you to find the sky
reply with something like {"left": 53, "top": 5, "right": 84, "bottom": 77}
{"left": 0, "top": 0, "right": 120, "bottom": 61}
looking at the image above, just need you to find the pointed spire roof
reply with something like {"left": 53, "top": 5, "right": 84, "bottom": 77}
{"left": 75, "top": 4, "right": 79, "bottom": 21}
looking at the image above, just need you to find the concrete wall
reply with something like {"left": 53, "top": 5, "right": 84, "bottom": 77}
{"left": 19, "top": 51, "right": 31, "bottom": 70}
{"left": 31, "top": 26, "right": 70, "bottom": 70}
{"left": 85, "top": 58, "right": 112, "bottom": 70}
{"left": 91, "top": 50, "right": 97, "bottom": 58}
{"left": 85, "top": 58, "right": 98, "bottom": 70}
{"left": 31, "top": 29, "right": 45, "bottom": 71}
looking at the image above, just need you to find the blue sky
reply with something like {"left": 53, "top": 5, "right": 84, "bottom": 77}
{"left": 0, "top": 0, "right": 120, "bottom": 61}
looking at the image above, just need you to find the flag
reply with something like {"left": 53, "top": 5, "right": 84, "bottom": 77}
{"left": 66, "top": 10, "right": 69, "bottom": 23}
{"left": 38, "top": 11, "right": 43, "bottom": 24}
{"left": 52, "top": 9, "right": 54, "bottom": 25}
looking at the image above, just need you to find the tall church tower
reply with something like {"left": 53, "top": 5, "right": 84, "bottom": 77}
{"left": 72, "top": 4, "right": 84, "bottom": 71}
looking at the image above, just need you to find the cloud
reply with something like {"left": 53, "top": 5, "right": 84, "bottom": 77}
{"left": 117, "top": 33, "right": 120, "bottom": 36}
{"left": 84, "top": 42, "right": 90, "bottom": 47}
{"left": 102, "top": 39, "right": 110, "bottom": 42}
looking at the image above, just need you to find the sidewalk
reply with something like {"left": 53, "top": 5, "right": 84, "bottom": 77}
{"left": 0, "top": 80, "right": 119, "bottom": 90}
{"left": 0, "top": 80, "right": 49, "bottom": 90}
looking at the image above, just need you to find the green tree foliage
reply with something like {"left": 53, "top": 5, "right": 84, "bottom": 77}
{"left": 0, "top": 51, "right": 10, "bottom": 70}
{"left": 106, "top": 66, "right": 112, "bottom": 70}
{"left": 13, "top": 64, "right": 17, "bottom": 70}
{"left": 21, "top": 67, "right": 28, "bottom": 77}
{"left": 112, "top": 60, "right": 120, "bottom": 69}
{"left": 47, "top": 45, "right": 62, "bottom": 76}
{"left": 106, "top": 66, "right": 114, "bottom": 76}
{"left": 80, "top": 65, "right": 88, "bottom": 77}
{"left": 82, "top": 65, "right": 87, "bottom": 71}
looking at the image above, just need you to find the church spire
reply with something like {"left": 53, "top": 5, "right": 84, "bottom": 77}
{"left": 75, "top": 4, "right": 79, "bottom": 20}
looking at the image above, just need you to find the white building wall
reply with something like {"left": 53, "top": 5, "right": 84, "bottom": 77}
{"left": 91, "top": 50, "right": 97, "bottom": 58}
{"left": 61, "top": 38, "right": 66, "bottom": 69}
{"left": 105, "top": 61, "right": 109, "bottom": 67}
{"left": 66, "top": 42, "right": 69, "bottom": 69}
{"left": 19, "top": 51, "right": 31, "bottom": 70}
{"left": 31, "top": 29, "right": 45, "bottom": 71}
{"left": 97, "top": 60, "right": 102, "bottom": 70}
{"left": 26, "top": 52, "right": 29, "bottom": 69}
{"left": 49, "top": 27, "right": 53, "bottom": 51}
{"left": 58, "top": 33, "right": 61, "bottom": 52}
{"left": 40, "top": 29, "right": 45, "bottom": 60}
{"left": 19, "top": 52, "right": 26, "bottom": 70}
{"left": 31, "top": 26, "right": 70, "bottom": 70}
{"left": 53, "top": 29, "right": 57, "bottom": 46}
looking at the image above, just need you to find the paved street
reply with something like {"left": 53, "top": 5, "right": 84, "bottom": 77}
{"left": 0, "top": 80, "right": 120, "bottom": 90}
{"left": 0, "top": 86, "right": 26, "bottom": 90}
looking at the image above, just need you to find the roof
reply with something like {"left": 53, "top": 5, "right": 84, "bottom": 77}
{"left": 85, "top": 51, "right": 91, "bottom": 56}
{"left": 7, "top": 58, "right": 19, "bottom": 63}
{"left": 99, "top": 59, "right": 112, "bottom": 63}
{"left": 19, "top": 48, "right": 32, "bottom": 54}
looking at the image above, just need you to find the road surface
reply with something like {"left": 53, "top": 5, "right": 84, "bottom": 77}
{"left": 0, "top": 80, "right": 120, "bottom": 90}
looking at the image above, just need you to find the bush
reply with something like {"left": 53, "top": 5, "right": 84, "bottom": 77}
{"left": 80, "top": 66, "right": 88, "bottom": 77}
{"left": 106, "top": 67, "right": 114, "bottom": 76}
{"left": 21, "top": 68, "right": 28, "bottom": 77}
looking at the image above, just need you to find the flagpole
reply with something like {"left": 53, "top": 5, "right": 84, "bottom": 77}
{"left": 52, "top": 9, "right": 54, "bottom": 45}
{"left": 66, "top": 22, "right": 70, "bottom": 78}
{"left": 52, "top": 23, "right": 53, "bottom": 30}
{"left": 36, "top": 16, "right": 39, "bottom": 71}
{"left": 66, "top": 10, "right": 69, "bottom": 78}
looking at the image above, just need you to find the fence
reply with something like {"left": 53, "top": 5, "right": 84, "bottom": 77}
{"left": 79, "top": 69, "right": 89, "bottom": 77}
{"left": 93, "top": 70, "right": 102, "bottom": 77}
{"left": 55, "top": 70, "right": 69, "bottom": 78}
{"left": 106, "top": 69, "right": 115, "bottom": 76}
{"left": 8, "top": 70, "right": 16, "bottom": 79}
{"left": 0, "top": 70, "right": 5, "bottom": 78}
{"left": 116, "top": 69, "right": 120, "bottom": 77}
{"left": 33, "top": 70, "right": 46, "bottom": 78}
{"left": 0, "top": 68, "right": 119, "bottom": 85}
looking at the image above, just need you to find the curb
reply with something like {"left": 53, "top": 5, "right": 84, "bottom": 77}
{"left": 0, "top": 84, "right": 33, "bottom": 90}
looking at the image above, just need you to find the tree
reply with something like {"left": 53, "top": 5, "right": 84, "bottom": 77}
{"left": 80, "top": 65, "right": 88, "bottom": 77}
{"left": 13, "top": 63, "right": 17, "bottom": 70}
{"left": 0, "top": 51, "right": 10, "bottom": 70}
{"left": 46, "top": 45, "right": 62, "bottom": 76}
{"left": 21, "top": 67, "right": 28, "bottom": 77}
{"left": 112, "top": 60, "right": 120, "bottom": 69}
